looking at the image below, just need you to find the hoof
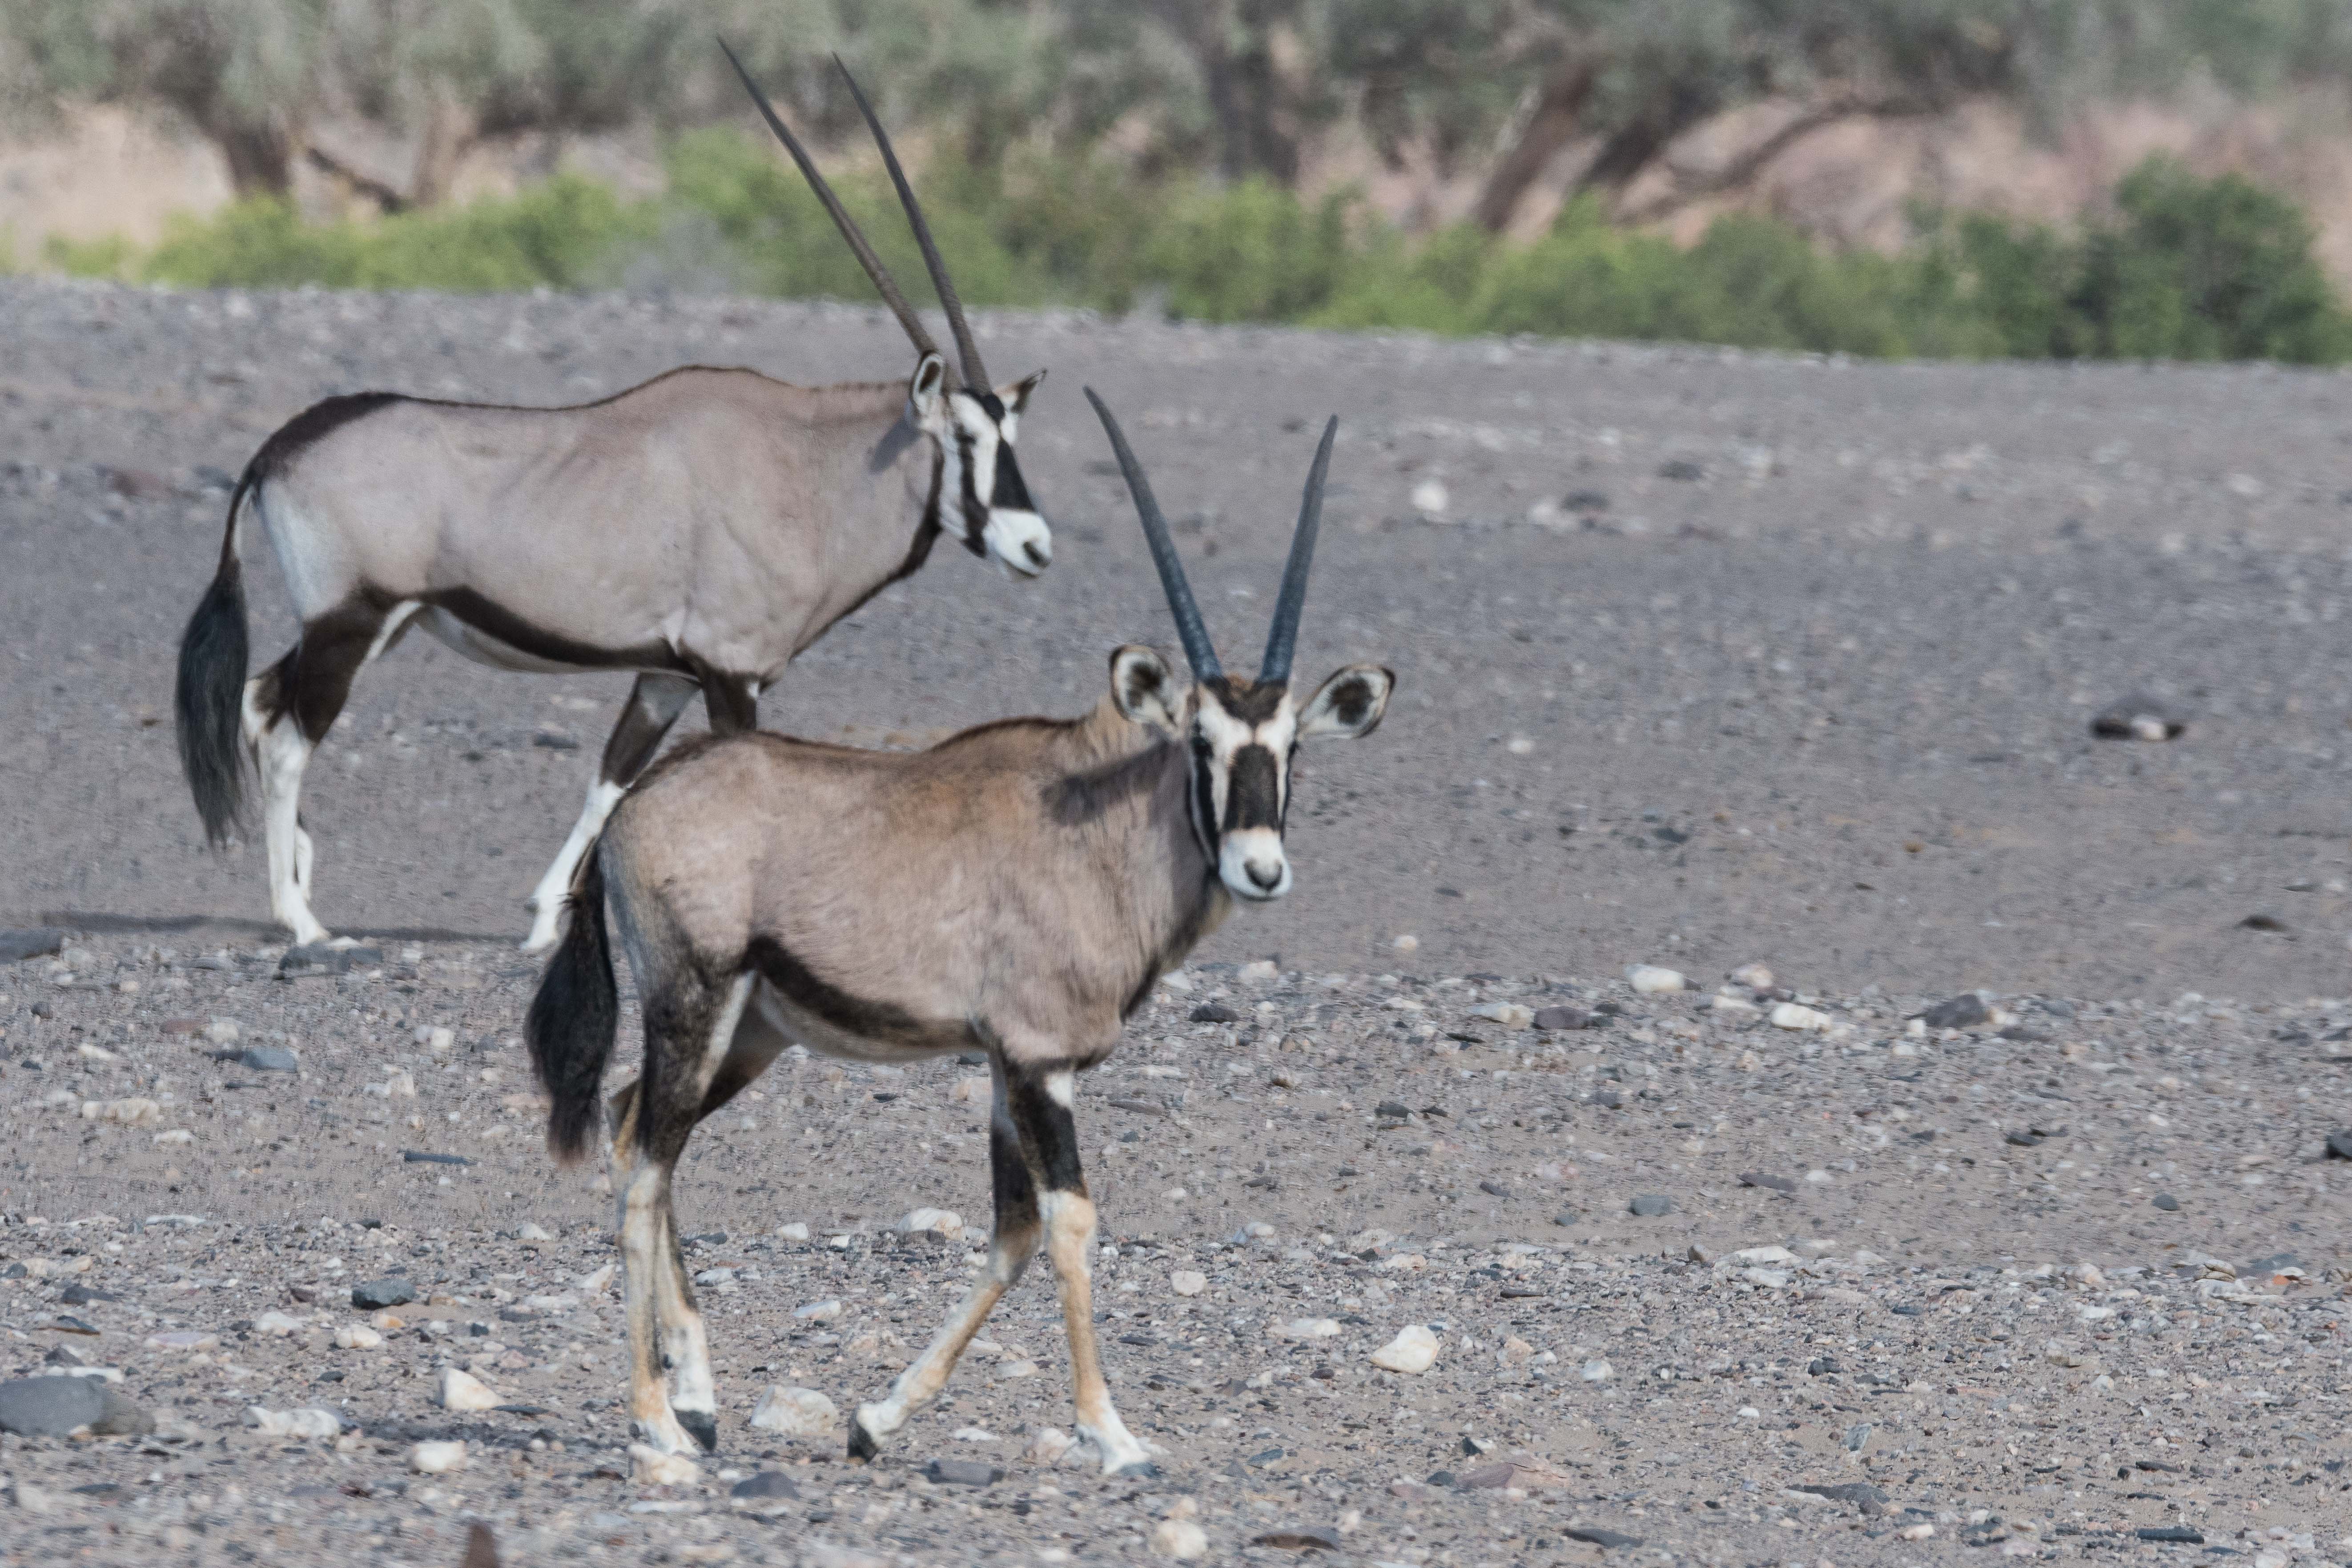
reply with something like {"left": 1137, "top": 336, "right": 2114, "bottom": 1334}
{"left": 847, "top": 1417, "right": 880, "bottom": 1462}
{"left": 678, "top": 1408, "right": 719, "bottom": 1453}
{"left": 1111, "top": 1459, "right": 1162, "bottom": 1480}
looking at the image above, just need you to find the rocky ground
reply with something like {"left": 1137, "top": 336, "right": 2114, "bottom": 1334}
{"left": 0, "top": 933, "right": 2348, "bottom": 1565}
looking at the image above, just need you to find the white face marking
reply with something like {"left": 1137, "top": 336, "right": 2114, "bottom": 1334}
{"left": 1194, "top": 693, "right": 1300, "bottom": 901}
{"left": 946, "top": 391, "right": 1051, "bottom": 578}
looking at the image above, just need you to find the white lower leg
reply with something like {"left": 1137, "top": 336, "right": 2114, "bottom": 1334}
{"left": 655, "top": 1218, "right": 717, "bottom": 1429}
{"left": 620, "top": 1165, "right": 694, "bottom": 1455}
{"left": 523, "top": 778, "right": 626, "bottom": 952}
{"left": 1041, "top": 1190, "right": 1152, "bottom": 1473}
{"left": 856, "top": 1226, "right": 1033, "bottom": 1446}
{"left": 253, "top": 705, "right": 328, "bottom": 947}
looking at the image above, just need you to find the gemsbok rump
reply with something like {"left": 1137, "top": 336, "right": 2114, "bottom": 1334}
{"left": 174, "top": 50, "right": 1051, "bottom": 953}
{"left": 523, "top": 390, "right": 1393, "bottom": 1472}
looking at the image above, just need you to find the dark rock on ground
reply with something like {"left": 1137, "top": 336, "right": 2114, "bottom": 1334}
{"left": 1918, "top": 993, "right": 1990, "bottom": 1029}
{"left": 2091, "top": 694, "right": 2187, "bottom": 740}
{"left": 1628, "top": 1194, "right": 1672, "bottom": 1217}
{"left": 1566, "top": 1526, "right": 1644, "bottom": 1548}
{"left": 1251, "top": 1525, "right": 1342, "bottom": 1551}
{"left": 2152, "top": 1193, "right": 2180, "bottom": 1210}
{"left": 730, "top": 1471, "right": 801, "bottom": 1500}
{"left": 925, "top": 1458, "right": 1003, "bottom": 1487}
{"left": 351, "top": 1278, "right": 416, "bottom": 1310}
{"left": 0, "top": 928, "right": 67, "bottom": 963}
{"left": 0, "top": 1375, "right": 104, "bottom": 1436}
{"left": 1189, "top": 1003, "right": 1242, "bottom": 1024}
{"left": 1738, "top": 1172, "right": 1797, "bottom": 1195}
{"left": 238, "top": 1045, "right": 299, "bottom": 1073}
{"left": 1532, "top": 1005, "right": 1592, "bottom": 1030}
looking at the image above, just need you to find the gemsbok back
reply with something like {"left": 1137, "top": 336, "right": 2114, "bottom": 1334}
{"left": 523, "top": 390, "right": 1393, "bottom": 1473}
{"left": 175, "top": 50, "right": 1052, "bottom": 953}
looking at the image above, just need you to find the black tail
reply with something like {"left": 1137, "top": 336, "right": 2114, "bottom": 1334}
{"left": 175, "top": 482, "right": 253, "bottom": 847}
{"left": 527, "top": 848, "right": 618, "bottom": 1163}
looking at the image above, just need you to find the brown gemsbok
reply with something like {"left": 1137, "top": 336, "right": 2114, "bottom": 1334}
{"left": 174, "top": 49, "right": 1052, "bottom": 953}
{"left": 522, "top": 391, "right": 1393, "bottom": 1474}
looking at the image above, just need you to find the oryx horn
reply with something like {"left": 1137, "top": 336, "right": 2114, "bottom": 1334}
{"left": 832, "top": 54, "right": 989, "bottom": 391}
{"left": 1259, "top": 415, "right": 1336, "bottom": 685}
{"left": 719, "top": 39, "right": 940, "bottom": 363}
{"left": 1085, "top": 388, "right": 1220, "bottom": 680}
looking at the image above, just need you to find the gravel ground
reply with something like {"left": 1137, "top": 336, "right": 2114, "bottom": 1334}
{"left": 1, "top": 279, "right": 2352, "bottom": 1564}
{"left": 0, "top": 939, "right": 2348, "bottom": 1564}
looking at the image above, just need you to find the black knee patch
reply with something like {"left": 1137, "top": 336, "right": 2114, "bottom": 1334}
{"left": 1005, "top": 1073, "right": 1085, "bottom": 1194}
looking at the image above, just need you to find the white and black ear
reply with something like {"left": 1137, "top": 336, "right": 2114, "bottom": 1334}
{"left": 1109, "top": 644, "right": 1185, "bottom": 734}
{"left": 909, "top": 352, "right": 949, "bottom": 422}
{"left": 995, "top": 369, "right": 1046, "bottom": 441}
{"left": 1297, "top": 664, "right": 1393, "bottom": 740}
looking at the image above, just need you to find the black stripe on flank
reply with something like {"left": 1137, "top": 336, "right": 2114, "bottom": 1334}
{"left": 418, "top": 587, "right": 692, "bottom": 675}
{"left": 1224, "top": 744, "right": 1282, "bottom": 832}
{"left": 744, "top": 935, "right": 972, "bottom": 1054}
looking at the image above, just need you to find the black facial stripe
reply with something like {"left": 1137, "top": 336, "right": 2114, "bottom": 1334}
{"left": 1225, "top": 744, "right": 1282, "bottom": 832}
{"left": 1189, "top": 750, "right": 1220, "bottom": 858}
{"left": 954, "top": 431, "right": 987, "bottom": 556}
{"left": 990, "top": 448, "right": 1034, "bottom": 512}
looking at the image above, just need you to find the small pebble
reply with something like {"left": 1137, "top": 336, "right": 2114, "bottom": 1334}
{"left": 1628, "top": 1193, "right": 1672, "bottom": 1217}
{"left": 1170, "top": 1270, "right": 1207, "bottom": 1297}
{"left": 438, "top": 1367, "right": 499, "bottom": 1412}
{"left": 1370, "top": 1325, "right": 1440, "bottom": 1374}
{"left": 748, "top": 1386, "right": 837, "bottom": 1436}
{"left": 410, "top": 1439, "right": 467, "bottom": 1475}
{"left": 1625, "top": 964, "right": 1684, "bottom": 993}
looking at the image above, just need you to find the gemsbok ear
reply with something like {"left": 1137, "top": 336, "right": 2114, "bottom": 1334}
{"left": 996, "top": 369, "right": 1046, "bottom": 440}
{"left": 909, "top": 353, "right": 949, "bottom": 422}
{"left": 1297, "top": 664, "right": 1393, "bottom": 740}
{"left": 1109, "top": 644, "right": 1185, "bottom": 734}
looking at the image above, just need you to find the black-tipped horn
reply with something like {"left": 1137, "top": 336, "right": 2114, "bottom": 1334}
{"left": 1086, "top": 388, "right": 1221, "bottom": 680}
{"left": 1259, "top": 416, "right": 1337, "bottom": 684}
{"left": 719, "top": 39, "right": 940, "bottom": 363}
{"left": 833, "top": 55, "right": 989, "bottom": 391}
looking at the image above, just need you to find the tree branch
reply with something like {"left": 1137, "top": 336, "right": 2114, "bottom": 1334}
{"left": 1616, "top": 94, "right": 1932, "bottom": 225}
{"left": 303, "top": 142, "right": 409, "bottom": 214}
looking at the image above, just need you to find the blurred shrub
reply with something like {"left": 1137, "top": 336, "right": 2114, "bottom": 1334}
{"left": 43, "top": 148, "right": 2352, "bottom": 364}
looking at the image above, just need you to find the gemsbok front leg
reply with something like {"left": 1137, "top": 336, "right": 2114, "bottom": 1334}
{"left": 1007, "top": 1061, "right": 1157, "bottom": 1477}
{"left": 523, "top": 672, "right": 699, "bottom": 953}
{"left": 852, "top": 1059, "right": 1042, "bottom": 1459}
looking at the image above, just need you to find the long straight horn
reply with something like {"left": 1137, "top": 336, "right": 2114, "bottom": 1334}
{"left": 833, "top": 55, "right": 989, "bottom": 390}
{"left": 1086, "top": 388, "right": 1221, "bottom": 680}
{"left": 1259, "top": 416, "right": 1337, "bottom": 684}
{"left": 719, "top": 39, "right": 940, "bottom": 362}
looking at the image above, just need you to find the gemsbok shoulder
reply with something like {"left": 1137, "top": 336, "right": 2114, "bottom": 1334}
{"left": 523, "top": 390, "right": 1393, "bottom": 1473}
{"left": 175, "top": 50, "right": 1052, "bottom": 953}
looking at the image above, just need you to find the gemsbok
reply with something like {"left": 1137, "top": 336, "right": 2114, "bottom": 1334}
{"left": 174, "top": 50, "right": 1052, "bottom": 953}
{"left": 523, "top": 390, "right": 1393, "bottom": 1473}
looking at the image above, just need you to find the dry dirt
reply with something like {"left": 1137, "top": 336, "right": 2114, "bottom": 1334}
{"left": 0, "top": 279, "right": 2349, "bottom": 1565}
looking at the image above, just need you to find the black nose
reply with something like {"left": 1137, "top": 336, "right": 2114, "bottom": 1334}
{"left": 1246, "top": 860, "right": 1283, "bottom": 890}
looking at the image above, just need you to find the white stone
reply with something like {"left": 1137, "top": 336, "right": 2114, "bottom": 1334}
{"left": 153, "top": 1129, "right": 194, "bottom": 1145}
{"left": 1769, "top": 1002, "right": 1832, "bottom": 1030}
{"left": 1625, "top": 964, "right": 1684, "bottom": 993}
{"left": 1391, "top": 933, "right": 1419, "bottom": 952}
{"left": 1377, "top": 1253, "right": 1426, "bottom": 1272}
{"left": 1580, "top": 1358, "right": 1612, "bottom": 1382}
{"left": 1710, "top": 993, "right": 1760, "bottom": 1014}
{"left": 629, "top": 1443, "right": 697, "bottom": 1485}
{"left": 1727, "top": 962, "right": 1774, "bottom": 990}
{"left": 1170, "top": 1270, "right": 1207, "bottom": 1297}
{"left": 334, "top": 1323, "right": 384, "bottom": 1351}
{"left": 793, "top": 1299, "right": 842, "bottom": 1322}
{"left": 204, "top": 1018, "right": 240, "bottom": 1044}
{"left": 1238, "top": 960, "right": 1279, "bottom": 983}
{"left": 774, "top": 1222, "right": 811, "bottom": 1243}
{"left": 1278, "top": 1317, "right": 1342, "bottom": 1339}
{"left": 246, "top": 1406, "right": 341, "bottom": 1439}
{"left": 1470, "top": 1001, "right": 1533, "bottom": 1029}
{"left": 575, "top": 1262, "right": 617, "bottom": 1294}
{"left": 1898, "top": 1524, "right": 1934, "bottom": 1541}
{"left": 410, "top": 1439, "right": 467, "bottom": 1474}
{"left": 749, "top": 1385, "right": 837, "bottom": 1436}
{"left": 252, "top": 1310, "right": 307, "bottom": 1336}
{"left": 1024, "top": 1427, "right": 1073, "bottom": 1465}
{"left": 1152, "top": 1518, "right": 1210, "bottom": 1559}
{"left": 950, "top": 1077, "right": 989, "bottom": 1104}
{"left": 1410, "top": 479, "right": 1450, "bottom": 517}
{"left": 515, "top": 1222, "right": 555, "bottom": 1242}
{"left": 1370, "top": 1325, "right": 1440, "bottom": 1374}
{"left": 437, "top": 1367, "right": 499, "bottom": 1413}
{"left": 1730, "top": 1246, "right": 1796, "bottom": 1265}
{"left": 997, "top": 1359, "right": 1039, "bottom": 1380}
{"left": 8, "top": 1479, "right": 56, "bottom": 1513}
{"left": 1741, "top": 1267, "right": 1791, "bottom": 1289}
{"left": 896, "top": 1207, "right": 964, "bottom": 1237}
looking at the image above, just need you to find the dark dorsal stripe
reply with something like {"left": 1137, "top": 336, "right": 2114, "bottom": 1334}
{"left": 247, "top": 391, "right": 406, "bottom": 486}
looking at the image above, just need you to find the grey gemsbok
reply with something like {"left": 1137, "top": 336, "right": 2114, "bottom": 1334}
{"left": 522, "top": 391, "right": 1393, "bottom": 1472}
{"left": 174, "top": 49, "right": 1052, "bottom": 954}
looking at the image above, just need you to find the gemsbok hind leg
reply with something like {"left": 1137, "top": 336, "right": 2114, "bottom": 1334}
{"left": 1006, "top": 1062, "right": 1157, "bottom": 1476}
{"left": 615, "top": 972, "right": 752, "bottom": 1456}
{"left": 851, "top": 1057, "right": 1042, "bottom": 1459}
{"left": 240, "top": 600, "right": 414, "bottom": 947}
{"left": 523, "top": 672, "right": 698, "bottom": 953}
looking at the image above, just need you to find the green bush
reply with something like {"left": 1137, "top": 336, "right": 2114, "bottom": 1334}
{"left": 35, "top": 143, "right": 2352, "bottom": 364}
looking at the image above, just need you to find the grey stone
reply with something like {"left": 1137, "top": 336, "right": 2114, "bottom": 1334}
{"left": 2152, "top": 1193, "right": 2180, "bottom": 1211}
{"left": 1375, "top": 1100, "right": 1411, "bottom": 1120}
{"left": 2091, "top": 694, "right": 2186, "bottom": 740}
{"left": 0, "top": 1374, "right": 104, "bottom": 1436}
{"left": 1918, "top": 993, "right": 1990, "bottom": 1030}
{"left": 531, "top": 728, "right": 579, "bottom": 751}
{"left": 1739, "top": 1171, "right": 1797, "bottom": 1195}
{"left": 91, "top": 1387, "right": 152, "bottom": 1437}
{"left": 1628, "top": 1194, "right": 1672, "bottom": 1217}
{"left": 1189, "top": 1002, "right": 1242, "bottom": 1024}
{"left": 1478, "top": 1180, "right": 1512, "bottom": 1198}
{"left": 238, "top": 1045, "right": 299, "bottom": 1074}
{"left": 1251, "top": 1526, "right": 1341, "bottom": 1551}
{"left": 925, "top": 1458, "right": 1002, "bottom": 1487}
{"left": 402, "top": 1150, "right": 472, "bottom": 1166}
{"left": 729, "top": 1470, "right": 801, "bottom": 1500}
{"left": 0, "top": 928, "right": 67, "bottom": 964}
{"left": 1565, "top": 1527, "right": 1644, "bottom": 1549}
{"left": 1561, "top": 489, "right": 1610, "bottom": 513}
{"left": 2135, "top": 1527, "right": 2202, "bottom": 1544}
{"left": 351, "top": 1278, "right": 416, "bottom": 1310}
{"left": 1532, "top": 1005, "right": 1592, "bottom": 1030}
{"left": 1656, "top": 459, "right": 1705, "bottom": 481}
{"left": 2239, "top": 913, "right": 2291, "bottom": 933}
{"left": 277, "top": 945, "right": 382, "bottom": 977}
{"left": 1806, "top": 1356, "right": 1842, "bottom": 1375}
{"left": 2324, "top": 1131, "right": 2352, "bottom": 1161}
{"left": 1794, "top": 1482, "right": 1887, "bottom": 1505}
